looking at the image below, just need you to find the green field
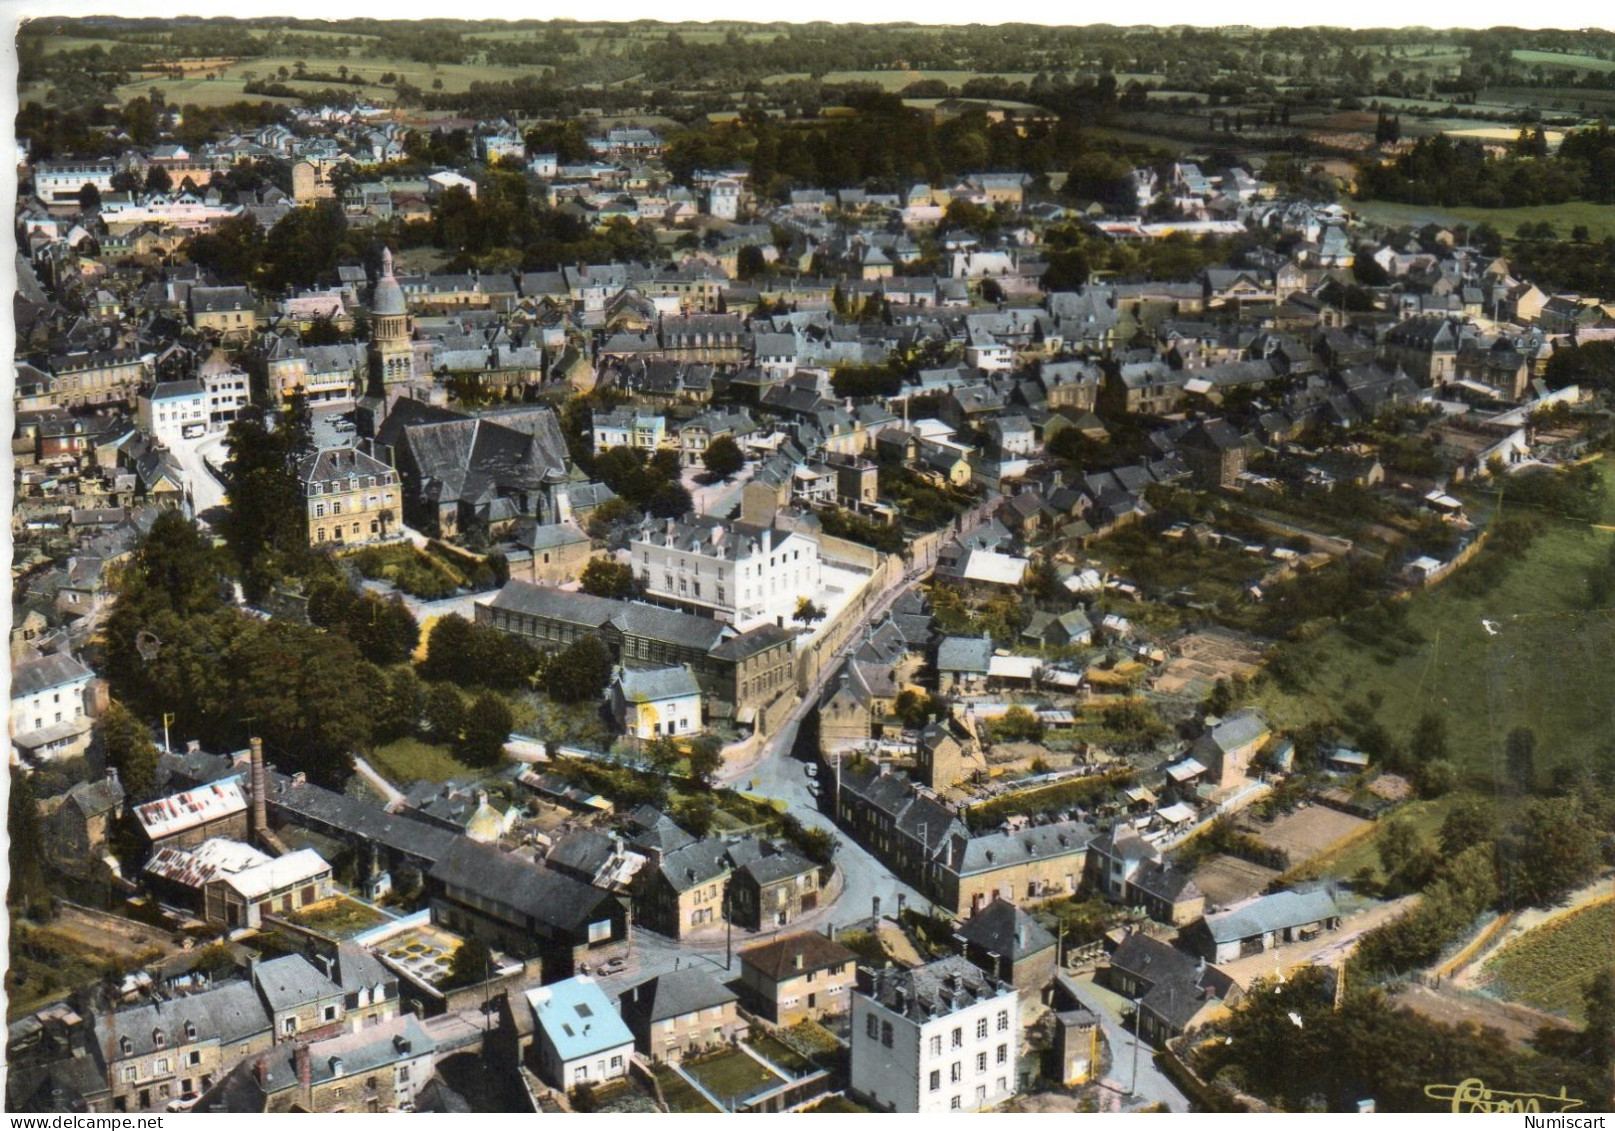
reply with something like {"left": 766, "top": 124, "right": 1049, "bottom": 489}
{"left": 1353, "top": 199, "right": 1615, "bottom": 242}
{"left": 1481, "top": 900, "right": 1615, "bottom": 1023}
{"left": 762, "top": 70, "right": 1037, "bottom": 91}
{"left": 104, "top": 54, "right": 554, "bottom": 109}
{"left": 1512, "top": 49, "right": 1615, "bottom": 73}
{"left": 367, "top": 736, "right": 482, "bottom": 785}
{"left": 1251, "top": 461, "right": 1615, "bottom": 782}
{"left": 1294, "top": 792, "right": 1480, "bottom": 885}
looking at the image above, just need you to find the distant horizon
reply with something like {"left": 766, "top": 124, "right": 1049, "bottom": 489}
{"left": 12, "top": 8, "right": 1615, "bottom": 33}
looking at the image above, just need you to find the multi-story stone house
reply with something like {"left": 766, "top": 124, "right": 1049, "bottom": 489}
{"left": 592, "top": 407, "right": 666, "bottom": 454}
{"left": 9, "top": 650, "right": 95, "bottom": 762}
{"left": 298, "top": 448, "right": 400, "bottom": 548}
{"left": 188, "top": 286, "right": 261, "bottom": 343}
{"left": 850, "top": 956, "right": 1020, "bottom": 1113}
{"left": 1381, "top": 316, "right": 1462, "bottom": 386}
{"left": 736, "top": 931, "right": 858, "bottom": 1026}
{"left": 47, "top": 348, "right": 148, "bottom": 408}
{"left": 634, "top": 836, "right": 818, "bottom": 939}
{"left": 614, "top": 969, "right": 745, "bottom": 1063}
{"left": 425, "top": 838, "right": 630, "bottom": 978}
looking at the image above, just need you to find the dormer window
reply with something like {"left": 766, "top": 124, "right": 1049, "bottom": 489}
{"left": 153, "top": 1029, "right": 166, "bottom": 1048}
{"left": 120, "top": 1036, "right": 133, "bottom": 1056}
{"left": 184, "top": 1021, "right": 197, "bottom": 1041}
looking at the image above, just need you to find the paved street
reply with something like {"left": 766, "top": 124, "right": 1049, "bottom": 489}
{"left": 1058, "top": 974, "right": 1189, "bottom": 1112}
{"left": 166, "top": 430, "right": 230, "bottom": 522}
{"left": 681, "top": 461, "right": 754, "bottom": 520}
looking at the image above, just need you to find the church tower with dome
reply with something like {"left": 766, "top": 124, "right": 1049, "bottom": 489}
{"left": 367, "top": 246, "right": 414, "bottom": 392}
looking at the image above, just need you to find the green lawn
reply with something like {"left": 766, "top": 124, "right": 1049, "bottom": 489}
{"left": 683, "top": 1049, "right": 783, "bottom": 1105}
{"left": 367, "top": 736, "right": 481, "bottom": 785}
{"left": 1481, "top": 900, "right": 1615, "bottom": 1023}
{"left": 746, "top": 1033, "right": 815, "bottom": 1075}
{"left": 1352, "top": 199, "right": 1615, "bottom": 243}
{"left": 651, "top": 1066, "right": 720, "bottom": 1113}
{"left": 1251, "top": 462, "right": 1615, "bottom": 782}
{"left": 283, "top": 895, "right": 392, "bottom": 939}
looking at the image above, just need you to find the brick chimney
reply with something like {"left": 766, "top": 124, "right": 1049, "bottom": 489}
{"left": 294, "top": 1044, "right": 311, "bottom": 1089}
{"left": 249, "top": 736, "right": 268, "bottom": 839}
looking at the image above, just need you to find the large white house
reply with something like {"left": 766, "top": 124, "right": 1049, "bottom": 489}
{"left": 631, "top": 517, "right": 821, "bottom": 629}
{"left": 137, "top": 380, "right": 209, "bottom": 446}
{"left": 850, "top": 955, "right": 1020, "bottom": 1114}
{"left": 9, "top": 651, "right": 95, "bottom": 762}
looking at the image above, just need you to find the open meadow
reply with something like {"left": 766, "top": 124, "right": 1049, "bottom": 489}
{"left": 1251, "top": 461, "right": 1615, "bottom": 782}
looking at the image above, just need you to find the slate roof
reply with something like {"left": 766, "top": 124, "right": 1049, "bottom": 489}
{"left": 861, "top": 955, "right": 1013, "bottom": 1023}
{"left": 254, "top": 954, "right": 340, "bottom": 1014}
{"left": 615, "top": 665, "right": 700, "bottom": 704}
{"left": 616, "top": 968, "right": 736, "bottom": 1026}
{"left": 610, "top": 603, "right": 730, "bottom": 652}
{"left": 706, "top": 623, "right": 795, "bottom": 662}
{"left": 66, "top": 772, "right": 125, "bottom": 818}
{"left": 622, "top": 805, "right": 696, "bottom": 856}
{"left": 428, "top": 838, "right": 618, "bottom": 932}
{"left": 956, "top": 822, "right": 1090, "bottom": 877}
{"left": 10, "top": 651, "right": 92, "bottom": 698}
{"left": 657, "top": 838, "right": 736, "bottom": 892}
{"left": 956, "top": 899, "right": 1056, "bottom": 960}
{"left": 1202, "top": 887, "right": 1340, "bottom": 944}
{"left": 1129, "top": 860, "right": 1202, "bottom": 904}
{"left": 1196, "top": 709, "right": 1270, "bottom": 757}
{"left": 937, "top": 635, "right": 993, "bottom": 674}
{"left": 482, "top": 581, "right": 628, "bottom": 627}
{"left": 297, "top": 446, "right": 392, "bottom": 486}
{"left": 93, "top": 979, "right": 270, "bottom": 1061}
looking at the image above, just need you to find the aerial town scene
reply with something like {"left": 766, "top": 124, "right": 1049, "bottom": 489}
{"left": 6, "top": 11, "right": 1615, "bottom": 1116}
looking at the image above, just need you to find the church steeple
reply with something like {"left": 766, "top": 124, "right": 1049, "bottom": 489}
{"left": 367, "top": 245, "right": 412, "bottom": 394}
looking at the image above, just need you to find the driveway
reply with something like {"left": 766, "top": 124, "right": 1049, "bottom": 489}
{"left": 1058, "top": 974, "right": 1190, "bottom": 1112}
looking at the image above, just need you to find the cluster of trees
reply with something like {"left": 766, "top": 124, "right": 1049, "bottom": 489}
{"left": 585, "top": 446, "right": 692, "bottom": 519}
{"left": 100, "top": 512, "right": 393, "bottom": 787}
{"left": 1358, "top": 130, "right": 1613, "bottom": 209}
{"left": 1514, "top": 236, "right": 1615, "bottom": 303}
{"left": 185, "top": 200, "right": 361, "bottom": 292}
{"left": 1353, "top": 786, "right": 1606, "bottom": 979}
{"left": 305, "top": 565, "right": 420, "bottom": 665}
{"left": 220, "top": 398, "right": 313, "bottom": 600}
{"left": 1195, "top": 964, "right": 1609, "bottom": 1112}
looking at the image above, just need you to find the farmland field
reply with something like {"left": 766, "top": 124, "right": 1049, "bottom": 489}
{"left": 1512, "top": 49, "right": 1615, "bottom": 73}
{"left": 762, "top": 70, "right": 1037, "bottom": 91}
{"left": 1250, "top": 461, "right": 1615, "bottom": 782}
{"left": 1481, "top": 900, "right": 1615, "bottom": 1023}
{"left": 1352, "top": 199, "right": 1615, "bottom": 242}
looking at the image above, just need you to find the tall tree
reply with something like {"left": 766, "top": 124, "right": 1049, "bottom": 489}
{"left": 99, "top": 700, "right": 160, "bottom": 801}
{"left": 8, "top": 771, "right": 48, "bottom": 916}
{"left": 544, "top": 635, "right": 613, "bottom": 704}
{"left": 459, "top": 692, "right": 514, "bottom": 767}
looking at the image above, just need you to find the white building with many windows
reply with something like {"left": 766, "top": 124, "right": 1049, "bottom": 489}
{"left": 850, "top": 955, "right": 1020, "bottom": 1114}
{"left": 137, "top": 380, "right": 209, "bottom": 446}
{"left": 631, "top": 517, "right": 821, "bottom": 630}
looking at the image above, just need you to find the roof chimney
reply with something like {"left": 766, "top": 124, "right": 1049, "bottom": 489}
{"left": 294, "top": 1044, "right": 311, "bottom": 1089}
{"left": 253, "top": 1055, "right": 270, "bottom": 1087}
